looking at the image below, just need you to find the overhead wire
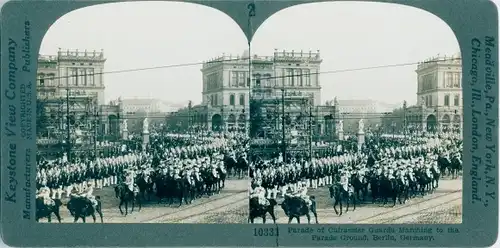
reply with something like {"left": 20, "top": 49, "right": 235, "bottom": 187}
{"left": 35, "top": 56, "right": 461, "bottom": 82}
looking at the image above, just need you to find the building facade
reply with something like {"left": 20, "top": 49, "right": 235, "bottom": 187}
{"left": 406, "top": 53, "right": 463, "bottom": 134}
{"left": 37, "top": 49, "right": 121, "bottom": 150}
{"left": 193, "top": 49, "right": 325, "bottom": 133}
{"left": 336, "top": 99, "right": 401, "bottom": 134}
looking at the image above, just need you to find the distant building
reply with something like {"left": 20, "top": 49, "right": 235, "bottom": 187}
{"left": 120, "top": 98, "right": 181, "bottom": 114}
{"left": 178, "top": 49, "right": 336, "bottom": 140}
{"left": 172, "top": 50, "right": 335, "bottom": 141}
{"left": 37, "top": 49, "right": 107, "bottom": 105}
{"left": 335, "top": 99, "right": 400, "bottom": 134}
{"left": 406, "top": 52, "right": 463, "bottom": 134}
{"left": 36, "top": 49, "right": 121, "bottom": 149}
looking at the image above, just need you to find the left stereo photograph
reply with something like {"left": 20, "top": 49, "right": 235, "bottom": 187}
{"left": 35, "top": 2, "right": 250, "bottom": 224}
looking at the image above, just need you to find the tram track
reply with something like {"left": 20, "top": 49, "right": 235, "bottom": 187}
{"left": 141, "top": 190, "right": 247, "bottom": 223}
{"left": 356, "top": 190, "right": 462, "bottom": 223}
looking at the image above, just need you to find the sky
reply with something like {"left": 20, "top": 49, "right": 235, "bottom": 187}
{"left": 39, "top": 1, "right": 460, "bottom": 106}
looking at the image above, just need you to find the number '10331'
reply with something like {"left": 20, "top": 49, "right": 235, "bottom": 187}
{"left": 254, "top": 227, "right": 279, "bottom": 236}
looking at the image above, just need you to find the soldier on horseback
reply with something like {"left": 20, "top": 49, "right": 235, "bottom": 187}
{"left": 82, "top": 182, "right": 99, "bottom": 210}
{"left": 36, "top": 184, "right": 55, "bottom": 206}
{"left": 297, "top": 181, "right": 312, "bottom": 207}
{"left": 249, "top": 181, "right": 269, "bottom": 206}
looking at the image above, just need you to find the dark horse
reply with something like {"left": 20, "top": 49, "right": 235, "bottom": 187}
{"left": 67, "top": 196, "right": 103, "bottom": 223}
{"left": 329, "top": 184, "right": 356, "bottom": 216}
{"left": 281, "top": 195, "right": 318, "bottom": 224}
{"left": 136, "top": 172, "right": 154, "bottom": 202}
{"left": 115, "top": 184, "right": 141, "bottom": 216}
{"left": 248, "top": 197, "right": 277, "bottom": 223}
{"left": 36, "top": 198, "right": 63, "bottom": 223}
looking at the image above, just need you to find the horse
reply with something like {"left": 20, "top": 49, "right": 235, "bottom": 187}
{"left": 136, "top": 172, "right": 154, "bottom": 202}
{"left": 329, "top": 183, "right": 356, "bottom": 216}
{"left": 224, "top": 154, "right": 237, "bottom": 178}
{"left": 217, "top": 167, "right": 227, "bottom": 189}
{"left": 248, "top": 197, "right": 278, "bottom": 224}
{"left": 450, "top": 155, "right": 462, "bottom": 179}
{"left": 36, "top": 198, "right": 63, "bottom": 223}
{"left": 236, "top": 155, "right": 249, "bottom": 179}
{"left": 67, "top": 196, "right": 103, "bottom": 223}
{"left": 114, "top": 184, "right": 140, "bottom": 216}
{"left": 379, "top": 177, "right": 403, "bottom": 207}
{"left": 281, "top": 195, "right": 318, "bottom": 224}
{"left": 350, "top": 173, "right": 369, "bottom": 202}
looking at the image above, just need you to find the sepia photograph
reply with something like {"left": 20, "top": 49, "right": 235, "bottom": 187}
{"left": 35, "top": 2, "right": 251, "bottom": 223}
{"left": 246, "top": 2, "right": 463, "bottom": 224}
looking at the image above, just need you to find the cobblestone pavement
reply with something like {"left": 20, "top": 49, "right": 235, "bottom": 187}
{"left": 39, "top": 179, "right": 248, "bottom": 223}
{"left": 252, "top": 178, "right": 462, "bottom": 224}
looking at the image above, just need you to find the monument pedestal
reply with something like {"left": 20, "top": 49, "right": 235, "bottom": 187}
{"left": 338, "top": 131, "right": 344, "bottom": 141}
{"left": 357, "top": 131, "right": 365, "bottom": 148}
{"left": 142, "top": 131, "right": 150, "bottom": 150}
{"left": 122, "top": 130, "right": 128, "bottom": 140}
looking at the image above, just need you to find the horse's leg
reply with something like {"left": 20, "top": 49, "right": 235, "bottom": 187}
{"left": 306, "top": 213, "right": 311, "bottom": 224}
{"left": 312, "top": 209, "right": 319, "bottom": 224}
{"left": 73, "top": 215, "right": 79, "bottom": 223}
{"left": 262, "top": 215, "right": 267, "bottom": 224}
{"left": 48, "top": 214, "right": 52, "bottom": 223}
{"left": 392, "top": 193, "right": 397, "bottom": 207}
{"left": 92, "top": 213, "right": 97, "bottom": 223}
{"left": 124, "top": 201, "right": 128, "bottom": 216}
{"left": 339, "top": 200, "right": 343, "bottom": 216}
{"left": 333, "top": 199, "right": 339, "bottom": 215}
{"left": 54, "top": 211, "right": 62, "bottom": 223}
{"left": 345, "top": 195, "right": 350, "bottom": 213}
{"left": 288, "top": 216, "right": 293, "bottom": 224}
{"left": 98, "top": 208, "right": 104, "bottom": 223}
{"left": 296, "top": 216, "right": 300, "bottom": 224}
{"left": 269, "top": 210, "right": 277, "bottom": 224}
{"left": 352, "top": 196, "right": 357, "bottom": 211}
{"left": 138, "top": 196, "right": 142, "bottom": 211}
{"left": 82, "top": 216, "right": 86, "bottom": 223}
{"left": 119, "top": 200, "right": 124, "bottom": 215}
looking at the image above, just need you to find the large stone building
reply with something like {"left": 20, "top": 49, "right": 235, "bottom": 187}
{"left": 335, "top": 99, "right": 401, "bottom": 134}
{"left": 37, "top": 49, "right": 122, "bottom": 151}
{"left": 176, "top": 49, "right": 337, "bottom": 142}
{"left": 120, "top": 98, "right": 182, "bottom": 114}
{"left": 405, "top": 52, "right": 463, "bottom": 134}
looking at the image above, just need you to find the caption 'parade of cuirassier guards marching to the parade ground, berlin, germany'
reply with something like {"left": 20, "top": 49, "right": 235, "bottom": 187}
{"left": 34, "top": 3, "right": 464, "bottom": 223}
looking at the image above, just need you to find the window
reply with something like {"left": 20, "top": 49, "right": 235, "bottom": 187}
{"left": 38, "top": 74, "right": 45, "bottom": 86}
{"left": 303, "top": 69, "right": 311, "bottom": 86}
{"left": 290, "top": 69, "right": 295, "bottom": 86}
{"left": 69, "top": 68, "right": 77, "bottom": 85}
{"left": 238, "top": 72, "right": 245, "bottom": 87}
{"left": 454, "top": 94, "right": 460, "bottom": 106}
{"left": 229, "top": 94, "right": 235, "bottom": 105}
{"left": 79, "top": 69, "right": 87, "bottom": 86}
{"left": 255, "top": 74, "right": 261, "bottom": 87}
{"left": 444, "top": 94, "right": 450, "bottom": 106}
{"left": 445, "top": 72, "right": 453, "bottom": 88}
{"left": 296, "top": 69, "right": 303, "bottom": 86}
{"left": 239, "top": 94, "right": 245, "bottom": 106}
{"left": 286, "top": 69, "right": 293, "bottom": 86}
{"left": 453, "top": 72, "right": 461, "bottom": 88}
{"left": 231, "top": 72, "right": 238, "bottom": 87}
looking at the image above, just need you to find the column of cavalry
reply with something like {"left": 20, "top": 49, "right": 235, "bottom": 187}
{"left": 35, "top": 132, "right": 250, "bottom": 223}
{"left": 248, "top": 132, "right": 463, "bottom": 224}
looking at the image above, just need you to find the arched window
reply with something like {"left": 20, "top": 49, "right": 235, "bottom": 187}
{"left": 229, "top": 94, "right": 235, "bottom": 106}
{"left": 239, "top": 94, "right": 245, "bottom": 106}
{"left": 444, "top": 94, "right": 450, "bottom": 106}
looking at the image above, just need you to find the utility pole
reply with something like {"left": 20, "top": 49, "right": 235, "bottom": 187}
{"left": 281, "top": 88, "right": 286, "bottom": 162}
{"left": 308, "top": 101, "right": 313, "bottom": 163}
{"left": 403, "top": 100, "right": 407, "bottom": 140}
{"left": 247, "top": 1, "right": 255, "bottom": 137}
{"left": 93, "top": 100, "right": 98, "bottom": 160}
{"left": 65, "top": 76, "right": 72, "bottom": 162}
